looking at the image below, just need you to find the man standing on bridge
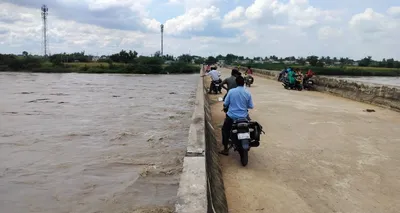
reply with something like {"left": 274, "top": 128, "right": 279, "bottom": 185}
{"left": 201, "top": 66, "right": 221, "bottom": 94}
{"left": 220, "top": 76, "right": 254, "bottom": 156}
{"left": 221, "top": 68, "right": 240, "bottom": 101}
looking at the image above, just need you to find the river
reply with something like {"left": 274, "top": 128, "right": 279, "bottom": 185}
{"left": 0, "top": 72, "right": 198, "bottom": 213}
{"left": 333, "top": 76, "right": 400, "bottom": 87}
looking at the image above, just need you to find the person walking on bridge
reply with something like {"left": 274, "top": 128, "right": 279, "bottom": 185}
{"left": 220, "top": 76, "right": 254, "bottom": 156}
{"left": 221, "top": 69, "right": 240, "bottom": 101}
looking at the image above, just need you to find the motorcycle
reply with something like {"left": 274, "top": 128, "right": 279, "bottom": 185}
{"left": 278, "top": 71, "right": 286, "bottom": 82}
{"left": 244, "top": 75, "right": 254, "bottom": 87}
{"left": 283, "top": 77, "right": 303, "bottom": 91}
{"left": 210, "top": 80, "right": 222, "bottom": 94}
{"left": 223, "top": 108, "right": 265, "bottom": 166}
{"left": 303, "top": 77, "right": 314, "bottom": 90}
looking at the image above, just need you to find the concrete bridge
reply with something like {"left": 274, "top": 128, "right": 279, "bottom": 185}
{"left": 175, "top": 67, "right": 400, "bottom": 213}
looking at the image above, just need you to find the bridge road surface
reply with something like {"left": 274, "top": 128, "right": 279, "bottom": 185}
{"left": 208, "top": 68, "right": 400, "bottom": 213}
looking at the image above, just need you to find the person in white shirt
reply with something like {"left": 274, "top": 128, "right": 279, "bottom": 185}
{"left": 201, "top": 66, "right": 222, "bottom": 93}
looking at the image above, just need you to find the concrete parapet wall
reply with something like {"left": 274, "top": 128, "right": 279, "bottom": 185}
{"left": 226, "top": 66, "right": 400, "bottom": 112}
{"left": 312, "top": 76, "right": 400, "bottom": 112}
{"left": 226, "top": 65, "right": 280, "bottom": 80}
{"left": 175, "top": 69, "right": 206, "bottom": 213}
{"left": 175, "top": 67, "right": 228, "bottom": 213}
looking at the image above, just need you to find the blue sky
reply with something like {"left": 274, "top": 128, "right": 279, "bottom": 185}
{"left": 0, "top": 0, "right": 399, "bottom": 60}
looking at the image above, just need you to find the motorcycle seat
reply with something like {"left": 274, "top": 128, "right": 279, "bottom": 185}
{"left": 233, "top": 118, "right": 249, "bottom": 124}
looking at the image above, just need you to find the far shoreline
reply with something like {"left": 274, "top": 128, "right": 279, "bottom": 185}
{"left": 0, "top": 70, "right": 199, "bottom": 75}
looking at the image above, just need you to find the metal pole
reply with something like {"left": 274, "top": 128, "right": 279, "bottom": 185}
{"left": 160, "top": 24, "right": 164, "bottom": 56}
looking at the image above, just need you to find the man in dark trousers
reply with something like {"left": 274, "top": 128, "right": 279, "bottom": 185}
{"left": 220, "top": 76, "right": 254, "bottom": 155}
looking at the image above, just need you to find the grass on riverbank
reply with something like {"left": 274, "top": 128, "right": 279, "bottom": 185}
{"left": 244, "top": 63, "right": 400, "bottom": 76}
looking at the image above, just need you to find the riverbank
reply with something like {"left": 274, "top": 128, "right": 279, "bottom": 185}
{"left": 0, "top": 62, "right": 199, "bottom": 74}
{"left": 227, "top": 66, "right": 400, "bottom": 112}
{"left": 334, "top": 76, "right": 400, "bottom": 88}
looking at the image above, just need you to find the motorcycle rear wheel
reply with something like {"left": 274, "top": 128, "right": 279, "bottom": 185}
{"left": 239, "top": 149, "right": 248, "bottom": 166}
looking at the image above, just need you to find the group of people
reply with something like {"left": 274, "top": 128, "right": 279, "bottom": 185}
{"left": 202, "top": 66, "right": 254, "bottom": 156}
{"left": 279, "top": 67, "right": 314, "bottom": 87}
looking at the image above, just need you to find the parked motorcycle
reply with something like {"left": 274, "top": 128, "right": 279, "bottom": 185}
{"left": 210, "top": 80, "right": 222, "bottom": 94}
{"left": 303, "top": 77, "right": 314, "bottom": 90}
{"left": 278, "top": 71, "right": 286, "bottom": 82}
{"left": 229, "top": 118, "right": 264, "bottom": 166}
{"left": 283, "top": 78, "right": 303, "bottom": 91}
{"left": 223, "top": 107, "right": 265, "bottom": 166}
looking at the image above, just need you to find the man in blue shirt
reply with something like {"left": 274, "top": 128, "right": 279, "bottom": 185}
{"left": 220, "top": 76, "right": 254, "bottom": 156}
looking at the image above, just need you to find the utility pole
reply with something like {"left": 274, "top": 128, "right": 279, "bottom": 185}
{"left": 160, "top": 24, "right": 164, "bottom": 56}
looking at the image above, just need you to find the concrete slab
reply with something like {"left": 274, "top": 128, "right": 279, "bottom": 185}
{"left": 186, "top": 76, "right": 205, "bottom": 156}
{"left": 175, "top": 157, "right": 207, "bottom": 213}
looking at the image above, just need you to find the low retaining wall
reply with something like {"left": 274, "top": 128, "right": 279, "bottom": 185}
{"left": 175, "top": 69, "right": 206, "bottom": 213}
{"left": 226, "top": 65, "right": 279, "bottom": 80}
{"left": 175, "top": 68, "right": 228, "bottom": 213}
{"left": 226, "top": 66, "right": 400, "bottom": 112}
{"left": 312, "top": 76, "right": 400, "bottom": 112}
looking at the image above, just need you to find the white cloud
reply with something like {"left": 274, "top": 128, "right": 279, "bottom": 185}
{"left": 349, "top": 8, "right": 399, "bottom": 39}
{"left": 84, "top": 0, "right": 151, "bottom": 13}
{"left": 387, "top": 6, "right": 400, "bottom": 17}
{"left": 223, "top": 6, "right": 245, "bottom": 22}
{"left": 222, "top": 6, "right": 247, "bottom": 28}
{"left": 167, "top": 0, "right": 221, "bottom": 10}
{"left": 240, "top": 0, "right": 339, "bottom": 28}
{"left": 318, "top": 26, "right": 343, "bottom": 40}
{"left": 164, "top": 6, "right": 220, "bottom": 35}
{"left": 0, "top": 1, "right": 400, "bottom": 60}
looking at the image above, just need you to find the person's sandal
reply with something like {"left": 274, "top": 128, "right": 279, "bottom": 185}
{"left": 219, "top": 150, "right": 229, "bottom": 156}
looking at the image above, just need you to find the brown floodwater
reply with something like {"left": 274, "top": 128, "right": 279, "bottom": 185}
{"left": 0, "top": 72, "right": 198, "bottom": 213}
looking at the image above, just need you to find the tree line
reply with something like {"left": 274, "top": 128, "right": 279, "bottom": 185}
{"left": 1, "top": 51, "right": 399, "bottom": 76}
{"left": 210, "top": 54, "right": 400, "bottom": 69}
{"left": 0, "top": 50, "right": 201, "bottom": 74}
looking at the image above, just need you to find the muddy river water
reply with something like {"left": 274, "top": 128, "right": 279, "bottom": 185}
{"left": 0, "top": 72, "right": 198, "bottom": 213}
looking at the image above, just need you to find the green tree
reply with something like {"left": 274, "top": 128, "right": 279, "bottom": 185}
{"left": 153, "top": 51, "right": 161, "bottom": 57}
{"left": 194, "top": 57, "right": 205, "bottom": 64}
{"left": 386, "top": 58, "right": 394, "bottom": 68}
{"left": 177, "top": 54, "right": 193, "bottom": 63}
{"left": 297, "top": 57, "right": 306, "bottom": 65}
{"left": 216, "top": 54, "right": 224, "bottom": 60}
{"left": 316, "top": 60, "right": 325, "bottom": 67}
{"left": 205, "top": 56, "right": 218, "bottom": 65}
{"left": 359, "top": 56, "right": 372, "bottom": 67}
{"left": 306, "top": 56, "right": 319, "bottom": 66}
{"left": 225, "top": 54, "right": 238, "bottom": 64}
